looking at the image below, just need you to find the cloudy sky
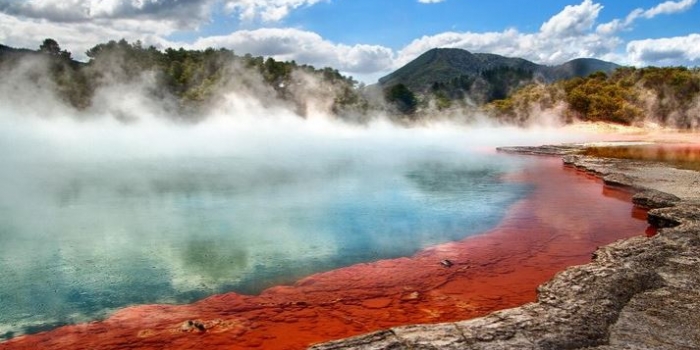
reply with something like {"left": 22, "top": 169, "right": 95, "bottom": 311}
{"left": 1, "top": 0, "right": 699, "bottom": 82}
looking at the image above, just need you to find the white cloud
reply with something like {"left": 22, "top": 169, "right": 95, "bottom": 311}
{"left": 0, "top": 0, "right": 213, "bottom": 57}
{"left": 0, "top": 0, "right": 698, "bottom": 83}
{"left": 0, "top": 0, "right": 334, "bottom": 62}
{"left": 396, "top": 1, "right": 618, "bottom": 67}
{"left": 540, "top": 0, "right": 602, "bottom": 37}
{"left": 396, "top": 0, "right": 700, "bottom": 70}
{"left": 418, "top": 0, "right": 446, "bottom": 3}
{"left": 222, "top": 0, "right": 325, "bottom": 22}
{"left": 0, "top": 0, "right": 213, "bottom": 27}
{"left": 0, "top": 13, "right": 176, "bottom": 60}
{"left": 641, "top": 0, "right": 697, "bottom": 18}
{"left": 627, "top": 34, "right": 700, "bottom": 66}
{"left": 0, "top": 0, "right": 332, "bottom": 26}
{"left": 192, "top": 28, "right": 395, "bottom": 74}
{"left": 0, "top": 0, "right": 624, "bottom": 77}
{"left": 597, "top": 0, "right": 696, "bottom": 34}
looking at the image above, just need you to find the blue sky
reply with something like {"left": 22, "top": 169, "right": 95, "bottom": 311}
{"left": 1, "top": 0, "right": 699, "bottom": 82}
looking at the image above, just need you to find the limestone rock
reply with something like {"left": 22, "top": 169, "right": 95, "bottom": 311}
{"left": 648, "top": 203, "right": 700, "bottom": 228}
{"left": 632, "top": 189, "right": 681, "bottom": 209}
{"left": 497, "top": 145, "right": 580, "bottom": 156}
{"left": 602, "top": 173, "right": 637, "bottom": 189}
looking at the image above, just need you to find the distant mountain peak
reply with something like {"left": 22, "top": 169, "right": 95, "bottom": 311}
{"left": 378, "top": 48, "right": 620, "bottom": 97}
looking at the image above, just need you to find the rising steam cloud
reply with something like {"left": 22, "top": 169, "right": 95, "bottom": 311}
{"left": 0, "top": 51, "right": 642, "bottom": 341}
{"left": 0, "top": 53, "right": 614, "bottom": 164}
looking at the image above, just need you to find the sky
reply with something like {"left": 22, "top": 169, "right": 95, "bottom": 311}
{"left": 1, "top": 0, "right": 699, "bottom": 82}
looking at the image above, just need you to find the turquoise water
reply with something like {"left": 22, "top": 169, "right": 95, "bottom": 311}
{"left": 0, "top": 144, "right": 530, "bottom": 339}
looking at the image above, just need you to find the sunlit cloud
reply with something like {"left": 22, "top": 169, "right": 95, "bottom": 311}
{"left": 539, "top": 0, "right": 602, "bottom": 38}
{"left": 191, "top": 28, "right": 395, "bottom": 74}
{"left": 222, "top": 0, "right": 326, "bottom": 22}
{"left": 395, "top": 1, "right": 617, "bottom": 67}
{"left": 627, "top": 33, "right": 700, "bottom": 66}
{"left": 0, "top": 0, "right": 698, "bottom": 81}
{"left": 642, "top": 0, "right": 697, "bottom": 18}
{"left": 597, "top": 0, "right": 697, "bottom": 35}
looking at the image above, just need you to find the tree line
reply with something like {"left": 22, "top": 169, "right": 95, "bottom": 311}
{"left": 1, "top": 38, "right": 370, "bottom": 120}
{"left": 3, "top": 39, "right": 699, "bottom": 127}
{"left": 486, "top": 66, "right": 700, "bottom": 128}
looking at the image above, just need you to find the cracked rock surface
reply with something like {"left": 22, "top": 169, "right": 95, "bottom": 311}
{"left": 311, "top": 144, "right": 700, "bottom": 350}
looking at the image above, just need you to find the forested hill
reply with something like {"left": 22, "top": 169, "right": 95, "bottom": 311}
{"left": 2, "top": 40, "right": 698, "bottom": 128}
{"left": 379, "top": 48, "right": 539, "bottom": 90}
{"left": 486, "top": 67, "right": 700, "bottom": 128}
{"left": 378, "top": 48, "right": 618, "bottom": 104}
{"left": 0, "top": 39, "right": 366, "bottom": 120}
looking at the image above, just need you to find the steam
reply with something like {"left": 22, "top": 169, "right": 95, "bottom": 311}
{"left": 0, "top": 54, "right": 638, "bottom": 340}
{"left": 0, "top": 55, "right": 613, "bottom": 164}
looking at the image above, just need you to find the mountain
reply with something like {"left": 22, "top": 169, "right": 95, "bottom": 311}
{"left": 379, "top": 48, "right": 540, "bottom": 91}
{"left": 378, "top": 48, "right": 620, "bottom": 101}
{"left": 545, "top": 57, "right": 621, "bottom": 81}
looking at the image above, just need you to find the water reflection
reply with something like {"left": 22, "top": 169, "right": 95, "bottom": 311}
{"left": 0, "top": 152, "right": 529, "bottom": 339}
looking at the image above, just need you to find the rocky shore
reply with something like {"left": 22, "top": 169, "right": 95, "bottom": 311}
{"left": 311, "top": 143, "right": 700, "bottom": 350}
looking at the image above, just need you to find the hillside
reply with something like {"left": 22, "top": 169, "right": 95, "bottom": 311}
{"left": 545, "top": 57, "right": 620, "bottom": 81}
{"left": 378, "top": 48, "right": 542, "bottom": 92}
{"left": 0, "top": 40, "right": 365, "bottom": 119}
{"left": 487, "top": 66, "right": 700, "bottom": 128}
{"left": 377, "top": 48, "right": 619, "bottom": 105}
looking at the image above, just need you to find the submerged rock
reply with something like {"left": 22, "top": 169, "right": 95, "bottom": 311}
{"left": 439, "top": 259, "right": 454, "bottom": 268}
{"left": 180, "top": 320, "right": 207, "bottom": 333}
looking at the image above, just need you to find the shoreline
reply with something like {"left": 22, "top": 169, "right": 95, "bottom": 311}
{"left": 0, "top": 153, "right": 649, "bottom": 349}
{"left": 311, "top": 142, "right": 700, "bottom": 350}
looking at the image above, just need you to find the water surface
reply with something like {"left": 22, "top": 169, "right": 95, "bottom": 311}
{"left": 0, "top": 145, "right": 530, "bottom": 339}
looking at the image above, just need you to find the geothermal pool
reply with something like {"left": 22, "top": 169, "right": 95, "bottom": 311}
{"left": 0, "top": 141, "right": 532, "bottom": 339}
{"left": 0, "top": 153, "right": 652, "bottom": 350}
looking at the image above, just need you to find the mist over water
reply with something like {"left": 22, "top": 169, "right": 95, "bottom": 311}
{"left": 0, "top": 66, "right": 603, "bottom": 339}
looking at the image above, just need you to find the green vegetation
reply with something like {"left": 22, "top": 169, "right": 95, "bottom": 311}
{"left": 480, "top": 66, "right": 534, "bottom": 102}
{"left": 39, "top": 38, "right": 72, "bottom": 60}
{"left": 485, "top": 83, "right": 564, "bottom": 124}
{"left": 3, "top": 40, "right": 699, "bottom": 128}
{"left": 384, "top": 83, "right": 418, "bottom": 116}
{"left": 378, "top": 48, "right": 619, "bottom": 106}
{"left": 378, "top": 48, "right": 543, "bottom": 94}
{"left": 562, "top": 71, "right": 642, "bottom": 124}
{"left": 0, "top": 38, "right": 364, "bottom": 119}
{"left": 488, "top": 66, "right": 700, "bottom": 128}
{"left": 374, "top": 47, "right": 639, "bottom": 121}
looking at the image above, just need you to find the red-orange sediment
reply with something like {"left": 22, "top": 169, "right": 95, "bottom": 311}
{"left": 0, "top": 157, "right": 650, "bottom": 350}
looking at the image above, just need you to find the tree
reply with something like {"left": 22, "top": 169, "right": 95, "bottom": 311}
{"left": 39, "top": 38, "right": 60, "bottom": 55}
{"left": 39, "top": 38, "right": 71, "bottom": 60}
{"left": 384, "top": 83, "right": 418, "bottom": 115}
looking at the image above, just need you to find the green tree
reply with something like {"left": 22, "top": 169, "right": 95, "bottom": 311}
{"left": 384, "top": 83, "right": 418, "bottom": 115}
{"left": 39, "top": 38, "right": 71, "bottom": 60}
{"left": 40, "top": 38, "right": 61, "bottom": 55}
